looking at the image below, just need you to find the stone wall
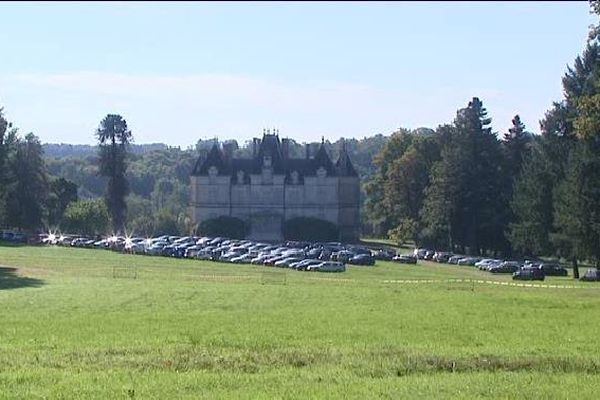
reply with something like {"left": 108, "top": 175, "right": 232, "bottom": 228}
{"left": 191, "top": 173, "right": 360, "bottom": 242}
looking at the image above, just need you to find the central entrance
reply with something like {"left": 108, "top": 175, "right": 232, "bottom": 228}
{"left": 249, "top": 210, "right": 283, "bottom": 241}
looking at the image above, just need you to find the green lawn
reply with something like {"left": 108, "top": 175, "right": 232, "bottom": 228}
{"left": 1, "top": 244, "right": 599, "bottom": 399}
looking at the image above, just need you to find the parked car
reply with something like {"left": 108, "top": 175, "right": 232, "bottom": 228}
{"left": 489, "top": 261, "right": 520, "bottom": 274}
{"left": 457, "top": 257, "right": 481, "bottom": 266}
{"left": 477, "top": 259, "right": 500, "bottom": 270}
{"left": 373, "top": 249, "right": 395, "bottom": 261}
{"left": 433, "top": 252, "right": 453, "bottom": 263}
{"left": 348, "top": 254, "right": 375, "bottom": 266}
{"left": 413, "top": 248, "right": 429, "bottom": 259}
{"left": 447, "top": 255, "right": 466, "bottom": 264}
{"left": 392, "top": 254, "right": 417, "bottom": 264}
{"left": 290, "top": 259, "right": 322, "bottom": 271}
{"left": 332, "top": 250, "right": 355, "bottom": 263}
{"left": 307, "top": 261, "right": 346, "bottom": 272}
{"left": 230, "top": 253, "right": 255, "bottom": 264}
{"left": 580, "top": 269, "right": 600, "bottom": 282}
{"left": 538, "top": 263, "right": 568, "bottom": 277}
{"left": 423, "top": 250, "right": 435, "bottom": 260}
{"left": 274, "top": 257, "right": 304, "bottom": 268}
{"left": 513, "top": 267, "right": 545, "bottom": 281}
{"left": 251, "top": 255, "right": 271, "bottom": 265}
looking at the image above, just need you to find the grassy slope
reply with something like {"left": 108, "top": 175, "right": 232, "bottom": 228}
{"left": 1, "top": 245, "right": 599, "bottom": 399}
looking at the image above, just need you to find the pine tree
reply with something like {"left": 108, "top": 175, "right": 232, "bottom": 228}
{"left": 554, "top": 138, "right": 600, "bottom": 273}
{"left": 421, "top": 98, "right": 507, "bottom": 255}
{"left": 503, "top": 115, "right": 532, "bottom": 180}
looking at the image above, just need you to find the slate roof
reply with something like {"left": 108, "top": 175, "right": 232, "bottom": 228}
{"left": 191, "top": 134, "right": 358, "bottom": 179}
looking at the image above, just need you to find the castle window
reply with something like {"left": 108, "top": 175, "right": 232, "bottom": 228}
{"left": 208, "top": 166, "right": 218, "bottom": 184}
{"left": 263, "top": 155, "right": 272, "bottom": 168}
{"left": 291, "top": 170, "right": 299, "bottom": 185}
{"left": 316, "top": 166, "right": 327, "bottom": 179}
{"left": 237, "top": 170, "right": 245, "bottom": 185}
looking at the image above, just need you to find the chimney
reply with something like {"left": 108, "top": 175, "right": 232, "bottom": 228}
{"left": 305, "top": 143, "right": 310, "bottom": 159}
{"left": 281, "top": 138, "right": 290, "bottom": 159}
{"left": 253, "top": 138, "right": 260, "bottom": 158}
{"left": 222, "top": 142, "right": 234, "bottom": 162}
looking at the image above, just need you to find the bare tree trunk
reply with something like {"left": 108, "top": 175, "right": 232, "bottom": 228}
{"left": 572, "top": 257, "right": 579, "bottom": 279}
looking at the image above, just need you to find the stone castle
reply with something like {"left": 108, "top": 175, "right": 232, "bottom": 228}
{"left": 190, "top": 132, "right": 360, "bottom": 242}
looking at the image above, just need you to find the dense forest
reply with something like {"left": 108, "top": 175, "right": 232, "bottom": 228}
{"left": 2, "top": 2, "right": 600, "bottom": 273}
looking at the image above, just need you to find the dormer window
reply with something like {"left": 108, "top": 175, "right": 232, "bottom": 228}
{"left": 263, "top": 155, "right": 272, "bottom": 168}
{"left": 316, "top": 166, "right": 327, "bottom": 178}
{"left": 208, "top": 166, "right": 218, "bottom": 183}
{"left": 291, "top": 170, "right": 300, "bottom": 185}
{"left": 237, "top": 170, "right": 245, "bottom": 184}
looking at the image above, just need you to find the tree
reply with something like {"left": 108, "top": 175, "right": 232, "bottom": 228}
{"left": 503, "top": 115, "right": 532, "bottom": 181}
{"left": 510, "top": 5, "right": 600, "bottom": 266}
{"left": 96, "top": 114, "right": 133, "bottom": 233}
{"left": 554, "top": 138, "right": 600, "bottom": 274}
{"left": 364, "top": 129, "right": 417, "bottom": 235}
{"left": 153, "top": 208, "right": 182, "bottom": 236}
{"left": 508, "top": 139, "right": 557, "bottom": 257}
{"left": 62, "top": 199, "right": 110, "bottom": 236}
{"left": 47, "top": 178, "right": 78, "bottom": 227}
{"left": 4, "top": 133, "right": 49, "bottom": 230}
{"left": 0, "top": 108, "right": 18, "bottom": 226}
{"left": 383, "top": 134, "right": 440, "bottom": 244}
{"left": 421, "top": 98, "right": 507, "bottom": 255}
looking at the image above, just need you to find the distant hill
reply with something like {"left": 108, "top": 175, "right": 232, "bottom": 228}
{"left": 43, "top": 143, "right": 170, "bottom": 158}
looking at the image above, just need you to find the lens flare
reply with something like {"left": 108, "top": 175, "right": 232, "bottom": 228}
{"left": 47, "top": 230, "right": 56, "bottom": 244}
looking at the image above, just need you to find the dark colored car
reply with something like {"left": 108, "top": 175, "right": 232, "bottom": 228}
{"left": 580, "top": 269, "right": 600, "bottom": 282}
{"left": 433, "top": 252, "right": 453, "bottom": 263}
{"left": 373, "top": 249, "right": 395, "bottom": 261}
{"left": 392, "top": 254, "right": 417, "bottom": 264}
{"left": 538, "top": 263, "right": 568, "bottom": 277}
{"left": 513, "top": 267, "right": 545, "bottom": 281}
{"left": 349, "top": 254, "right": 376, "bottom": 266}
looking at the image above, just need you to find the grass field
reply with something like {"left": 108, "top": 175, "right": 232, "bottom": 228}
{"left": 1, "top": 244, "right": 599, "bottom": 399}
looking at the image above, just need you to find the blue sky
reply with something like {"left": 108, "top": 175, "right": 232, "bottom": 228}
{"left": 0, "top": 1, "right": 596, "bottom": 147}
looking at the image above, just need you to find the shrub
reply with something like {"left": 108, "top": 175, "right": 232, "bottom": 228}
{"left": 283, "top": 217, "right": 339, "bottom": 242}
{"left": 62, "top": 200, "right": 110, "bottom": 236}
{"left": 198, "top": 216, "right": 250, "bottom": 239}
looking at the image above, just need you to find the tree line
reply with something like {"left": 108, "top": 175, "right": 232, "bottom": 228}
{"left": 365, "top": 2, "right": 600, "bottom": 275}
{"left": 0, "top": 110, "right": 389, "bottom": 238}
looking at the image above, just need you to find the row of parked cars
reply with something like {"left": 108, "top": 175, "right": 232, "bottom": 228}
{"left": 0, "top": 230, "right": 28, "bottom": 243}
{"left": 413, "top": 248, "right": 600, "bottom": 282}
{"left": 35, "top": 233, "right": 418, "bottom": 273}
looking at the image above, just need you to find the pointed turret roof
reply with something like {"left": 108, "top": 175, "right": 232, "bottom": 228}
{"left": 335, "top": 140, "right": 358, "bottom": 177}
{"left": 312, "top": 142, "right": 336, "bottom": 176}
{"left": 253, "top": 133, "right": 285, "bottom": 174}
{"left": 192, "top": 143, "right": 230, "bottom": 175}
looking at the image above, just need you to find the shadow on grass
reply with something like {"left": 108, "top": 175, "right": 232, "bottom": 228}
{"left": 0, "top": 241, "right": 27, "bottom": 247}
{"left": 0, "top": 266, "right": 44, "bottom": 290}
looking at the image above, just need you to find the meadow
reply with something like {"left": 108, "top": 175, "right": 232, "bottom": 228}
{"left": 1, "top": 244, "right": 599, "bottom": 399}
